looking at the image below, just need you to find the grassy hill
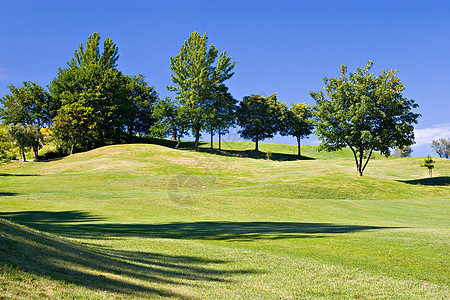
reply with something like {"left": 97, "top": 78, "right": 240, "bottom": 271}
{"left": 1, "top": 142, "right": 449, "bottom": 299}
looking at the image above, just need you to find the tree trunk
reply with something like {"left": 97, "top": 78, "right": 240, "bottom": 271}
{"left": 21, "top": 146, "right": 26, "bottom": 162}
{"left": 297, "top": 136, "right": 301, "bottom": 157}
{"left": 210, "top": 129, "right": 213, "bottom": 149}
{"left": 194, "top": 130, "right": 200, "bottom": 149}
{"left": 172, "top": 127, "right": 177, "bottom": 141}
{"left": 358, "top": 147, "right": 364, "bottom": 177}
{"left": 176, "top": 137, "right": 181, "bottom": 149}
{"left": 255, "top": 137, "right": 259, "bottom": 152}
{"left": 218, "top": 128, "right": 222, "bottom": 150}
{"left": 70, "top": 143, "right": 75, "bottom": 155}
{"left": 33, "top": 145, "right": 39, "bottom": 159}
{"left": 349, "top": 146, "right": 362, "bottom": 177}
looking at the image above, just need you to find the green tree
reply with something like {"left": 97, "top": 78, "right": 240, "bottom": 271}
{"left": 205, "top": 85, "right": 237, "bottom": 149}
{"left": 124, "top": 74, "right": 159, "bottom": 140}
{"left": 280, "top": 103, "right": 314, "bottom": 157}
{"left": 393, "top": 145, "right": 413, "bottom": 157}
{"left": 6, "top": 124, "right": 42, "bottom": 161}
{"left": 237, "top": 94, "right": 285, "bottom": 152}
{"left": 151, "top": 97, "right": 189, "bottom": 148}
{"left": 168, "top": 32, "right": 235, "bottom": 149}
{"left": 49, "top": 32, "right": 130, "bottom": 146}
{"left": 311, "top": 61, "right": 420, "bottom": 176}
{"left": 0, "top": 125, "right": 13, "bottom": 161}
{"left": 0, "top": 82, "right": 52, "bottom": 158}
{"left": 52, "top": 103, "right": 97, "bottom": 154}
{"left": 421, "top": 155, "right": 435, "bottom": 177}
{"left": 431, "top": 138, "right": 449, "bottom": 158}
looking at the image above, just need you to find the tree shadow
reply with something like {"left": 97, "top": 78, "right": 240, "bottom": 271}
{"left": 137, "top": 136, "right": 197, "bottom": 149}
{"left": 0, "top": 173, "right": 41, "bottom": 176}
{"left": 193, "top": 148, "right": 315, "bottom": 162}
{"left": 398, "top": 176, "right": 450, "bottom": 186}
{"left": 0, "top": 192, "right": 19, "bottom": 196}
{"left": 0, "top": 218, "right": 255, "bottom": 298}
{"left": 0, "top": 210, "right": 103, "bottom": 223}
{"left": 0, "top": 211, "right": 394, "bottom": 241}
{"left": 137, "top": 137, "right": 315, "bottom": 161}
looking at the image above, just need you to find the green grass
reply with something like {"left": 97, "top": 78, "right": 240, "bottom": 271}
{"left": 1, "top": 142, "right": 449, "bottom": 299}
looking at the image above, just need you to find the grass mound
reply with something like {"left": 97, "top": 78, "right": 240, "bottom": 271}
{"left": 1, "top": 142, "right": 449, "bottom": 298}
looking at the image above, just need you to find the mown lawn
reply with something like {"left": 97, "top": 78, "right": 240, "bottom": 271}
{"left": 1, "top": 142, "right": 449, "bottom": 299}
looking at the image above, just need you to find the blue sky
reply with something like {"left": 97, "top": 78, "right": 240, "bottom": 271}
{"left": 1, "top": 0, "right": 449, "bottom": 157}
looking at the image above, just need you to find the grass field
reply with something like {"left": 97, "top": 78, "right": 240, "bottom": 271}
{"left": 0, "top": 141, "right": 449, "bottom": 299}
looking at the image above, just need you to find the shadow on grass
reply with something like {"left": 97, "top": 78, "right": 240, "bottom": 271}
{"left": 139, "top": 136, "right": 198, "bottom": 149}
{"left": 0, "top": 211, "right": 394, "bottom": 241}
{"left": 398, "top": 176, "right": 450, "bottom": 186}
{"left": 0, "top": 210, "right": 103, "bottom": 223}
{"left": 194, "top": 148, "right": 315, "bottom": 161}
{"left": 0, "top": 218, "right": 254, "bottom": 299}
{"left": 141, "top": 137, "right": 315, "bottom": 161}
{"left": 0, "top": 192, "right": 19, "bottom": 196}
{"left": 0, "top": 173, "right": 41, "bottom": 176}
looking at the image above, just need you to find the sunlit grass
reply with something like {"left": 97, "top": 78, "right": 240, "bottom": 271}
{"left": 1, "top": 142, "right": 449, "bottom": 299}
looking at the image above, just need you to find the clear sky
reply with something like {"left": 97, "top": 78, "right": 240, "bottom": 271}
{"left": 1, "top": 0, "right": 449, "bottom": 157}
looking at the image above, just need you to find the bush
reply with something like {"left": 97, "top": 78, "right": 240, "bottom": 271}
{"left": 37, "top": 147, "right": 68, "bottom": 161}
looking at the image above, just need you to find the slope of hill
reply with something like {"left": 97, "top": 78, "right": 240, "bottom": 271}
{"left": 1, "top": 142, "right": 449, "bottom": 299}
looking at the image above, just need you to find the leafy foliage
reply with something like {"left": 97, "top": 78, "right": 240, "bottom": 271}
{"left": 0, "top": 125, "right": 14, "bottom": 161}
{"left": 204, "top": 85, "right": 237, "bottom": 149}
{"left": 123, "top": 74, "right": 159, "bottom": 139}
{"left": 151, "top": 97, "right": 189, "bottom": 148}
{"left": 168, "top": 32, "right": 235, "bottom": 148}
{"left": 0, "top": 82, "right": 52, "bottom": 127}
{"left": 311, "top": 61, "right": 420, "bottom": 176}
{"left": 421, "top": 155, "right": 435, "bottom": 177}
{"left": 6, "top": 123, "right": 42, "bottom": 161}
{"left": 431, "top": 138, "right": 449, "bottom": 158}
{"left": 237, "top": 94, "right": 285, "bottom": 151}
{"left": 280, "top": 103, "right": 314, "bottom": 157}
{"left": 52, "top": 103, "right": 97, "bottom": 154}
{"left": 49, "top": 32, "right": 153, "bottom": 147}
{"left": 393, "top": 145, "right": 413, "bottom": 157}
{"left": 0, "top": 82, "right": 52, "bottom": 158}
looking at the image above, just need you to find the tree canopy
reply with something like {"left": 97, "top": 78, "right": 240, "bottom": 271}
{"left": 311, "top": 61, "right": 420, "bottom": 176}
{"left": 151, "top": 97, "right": 190, "bottom": 148}
{"left": 6, "top": 123, "right": 42, "bottom": 161}
{"left": 280, "top": 103, "right": 314, "bottom": 157}
{"left": 49, "top": 32, "right": 157, "bottom": 147}
{"left": 431, "top": 138, "right": 449, "bottom": 159}
{"left": 52, "top": 102, "right": 97, "bottom": 154}
{"left": 168, "top": 32, "right": 235, "bottom": 149}
{"left": 393, "top": 145, "right": 413, "bottom": 157}
{"left": 237, "top": 94, "right": 285, "bottom": 152}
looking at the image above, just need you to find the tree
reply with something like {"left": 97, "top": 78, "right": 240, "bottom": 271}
{"left": 311, "top": 61, "right": 420, "bottom": 176}
{"left": 123, "top": 74, "right": 159, "bottom": 140}
{"left": 6, "top": 124, "right": 42, "bottom": 161}
{"left": 421, "top": 155, "right": 435, "bottom": 178}
{"left": 236, "top": 94, "right": 285, "bottom": 152}
{"left": 280, "top": 103, "right": 314, "bottom": 157}
{"left": 151, "top": 97, "right": 189, "bottom": 148}
{"left": 0, "top": 125, "right": 13, "bottom": 161}
{"left": 168, "top": 32, "right": 235, "bottom": 149}
{"left": 0, "top": 82, "right": 52, "bottom": 158}
{"left": 52, "top": 103, "right": 97, "bottom": 154}
{"left": 393, "top": 145, "right": 413, "bottom": 157}
{"left": 431, "top": 138, "right": 449, "bottom": 158}
{"left": 205, "top": 84, "right": 237, "bottom": 149}
{"left": 49, "top": 32, "right": 130, "bottom": 146}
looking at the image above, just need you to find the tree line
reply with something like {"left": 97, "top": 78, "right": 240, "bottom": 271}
{"left": 1, "top": 31, "right": 424, "bottom": 176}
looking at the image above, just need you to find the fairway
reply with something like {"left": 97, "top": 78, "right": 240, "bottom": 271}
{"left": 1, "top": 142, "right": 449, "bottom": 299}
